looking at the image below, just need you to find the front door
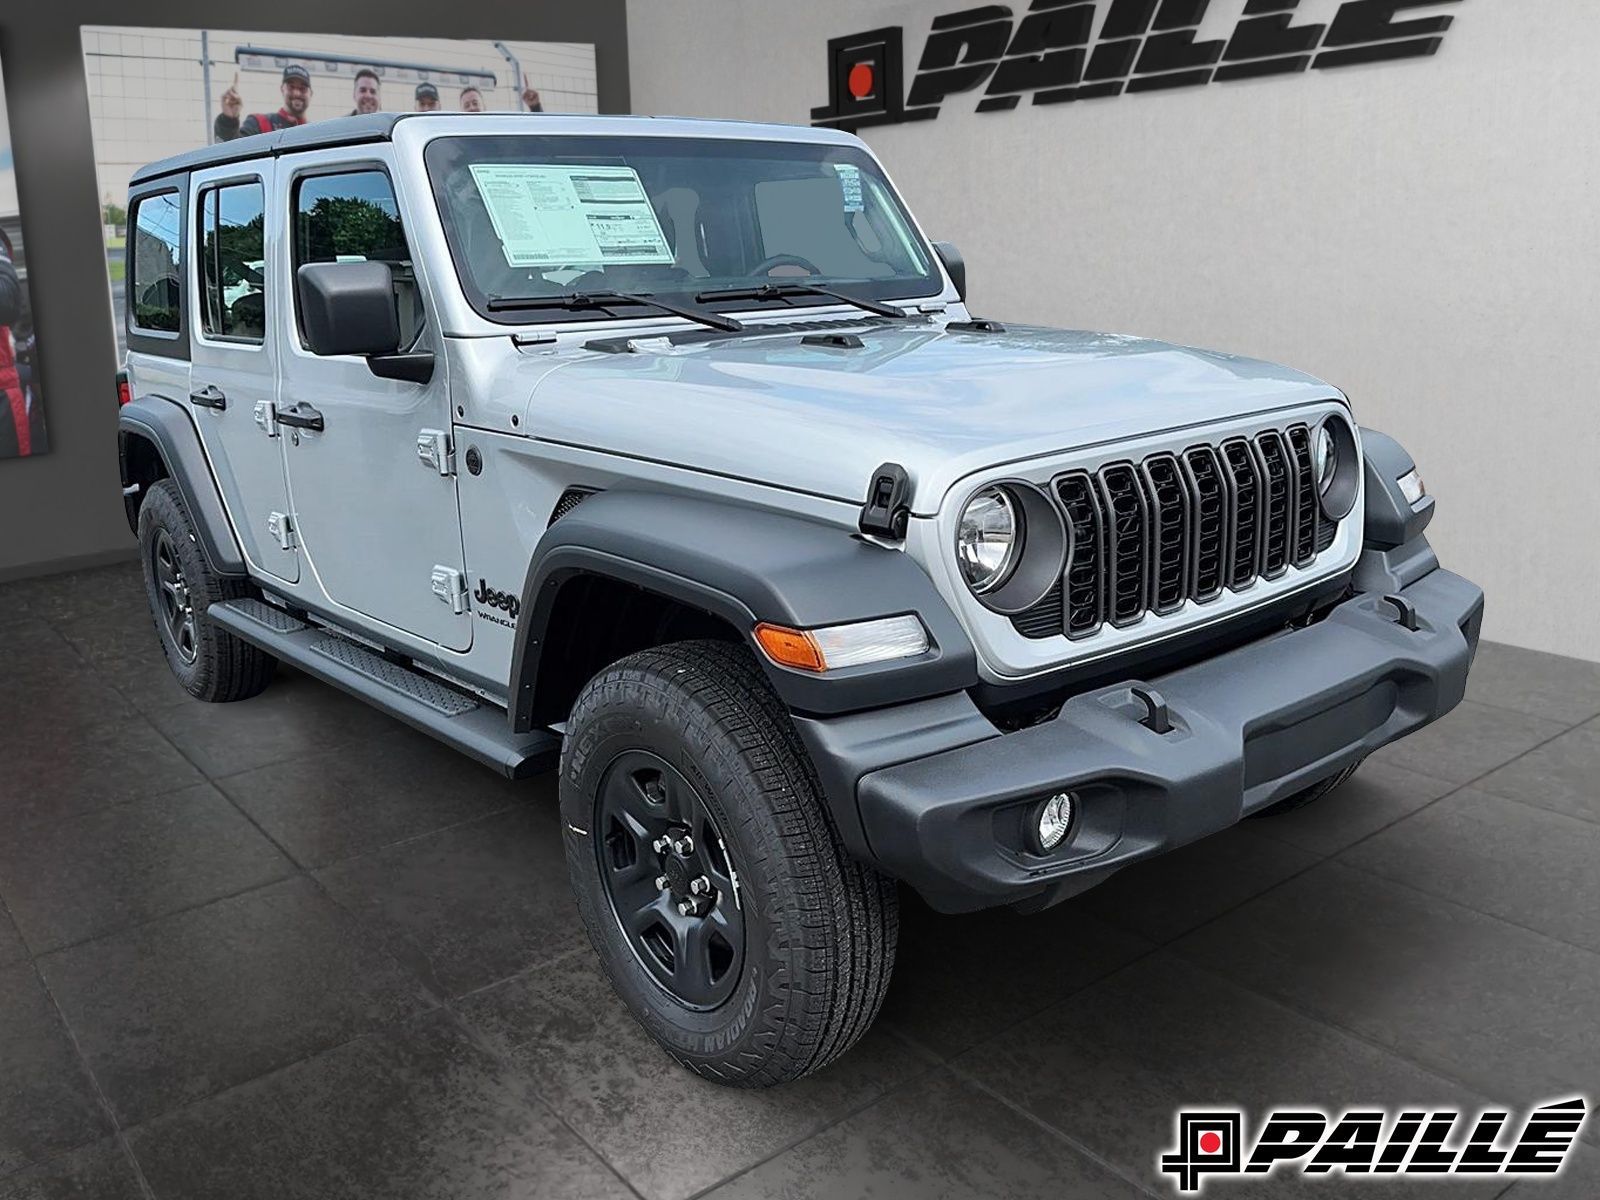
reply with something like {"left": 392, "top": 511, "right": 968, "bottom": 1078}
{"left": 187, "top": 165, "right": 298, "bottom": 584}
{"left": 276, "top": 156, "right": 470, "bottom": 650}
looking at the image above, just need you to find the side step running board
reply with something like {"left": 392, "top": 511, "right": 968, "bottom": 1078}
{"left": 209, "top": 599, "right": 560, "bottom": 779}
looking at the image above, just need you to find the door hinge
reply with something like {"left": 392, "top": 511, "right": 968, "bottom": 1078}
{"left": 430, "top": 566, "right": 468, "bottom": 614}
{"left": 254, "top": 400, "right": 279, "bottom": 438}
{"left": 267, "top": 511, "right": 297, "bottom": 551}
{"left": 416, "top": 428, "right": 454, "bottom": 476}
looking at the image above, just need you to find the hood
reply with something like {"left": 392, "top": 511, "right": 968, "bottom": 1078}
{"left": 527, "top": 321, "right": 1342, "bottom": 513}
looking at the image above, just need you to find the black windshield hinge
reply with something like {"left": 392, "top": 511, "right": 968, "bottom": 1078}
{"left": 859, "top": 463, "right": 912, "bottom": 539}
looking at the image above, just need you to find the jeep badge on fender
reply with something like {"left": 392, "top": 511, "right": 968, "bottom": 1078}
{"left": 116, "top": 110, "right": 1483, "bottom": 1088}
{"left": 474, "top": 578, "right": 521, "bottom": 621}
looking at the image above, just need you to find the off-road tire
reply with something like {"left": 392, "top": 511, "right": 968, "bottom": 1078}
{"left": 560, "top": 639, "right": 898, "bottom": 1087}
{"left": 137, "top": 479, "right": 275, "bottom": 703}
{"left": 1251, "top": 760, "right": 1363, "bottom": 818}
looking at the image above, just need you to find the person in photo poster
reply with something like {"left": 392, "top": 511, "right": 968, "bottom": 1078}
{"left": 215, "top": 63, "right": 312, "bottom": 140}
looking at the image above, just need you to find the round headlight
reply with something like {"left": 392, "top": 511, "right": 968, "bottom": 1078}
{"left": 1316, "top": 416, "right": 1360, "bottom": 520}
{"left": 1314, "top": 424, "right": 1337, "bottom": 495}
{"left": 957, "top": 487, "right": 1021, "bottom": 594}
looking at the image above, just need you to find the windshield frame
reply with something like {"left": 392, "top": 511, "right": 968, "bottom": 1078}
{"left": 422, "top": 132, "right": 945, "bottom": 327}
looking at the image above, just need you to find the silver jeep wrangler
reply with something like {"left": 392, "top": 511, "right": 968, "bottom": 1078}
{"left": 117, "top": 113, "right": 1483, "bottom": 1086}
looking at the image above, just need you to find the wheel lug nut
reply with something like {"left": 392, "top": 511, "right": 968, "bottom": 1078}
{"left": 689, "top": 876, "right": 709, "bottom": 896}
{"left": 652, "top": 837, "right": 670, "bottom": 853}
{"left": 654, "top": 875, "right": 669, "bottom": 891}
{"left": 676, "top": 899, "right": 695, "bottom": 916}
{"left": 672, "top": 836, "right": 694, "bottom": 855}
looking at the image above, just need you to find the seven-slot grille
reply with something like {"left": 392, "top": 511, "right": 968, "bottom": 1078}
{"left": 1012, "top": 423, "right": 1338, "bottom": 640}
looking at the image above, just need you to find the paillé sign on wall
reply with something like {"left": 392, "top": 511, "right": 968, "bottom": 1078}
{"left": 811, "top": 0, "right": 1462, "bottom": 130}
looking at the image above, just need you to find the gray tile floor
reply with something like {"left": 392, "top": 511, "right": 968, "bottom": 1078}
{"left": 1, "top": 562, "right": 1595, "bottom": 1199}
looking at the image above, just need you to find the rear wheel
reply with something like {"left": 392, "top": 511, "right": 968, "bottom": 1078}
{"left": 1252, "top": 760, "right": 1363, "bottom": 818}
{"left": 137, "top": 479, "right": 275, "bottom": 703}
{"left": 560, "top": 640, "right": 897, "bottom": 1087}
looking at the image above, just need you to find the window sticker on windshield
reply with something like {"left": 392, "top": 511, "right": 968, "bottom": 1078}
{"left": 832, "top": 163, "right": 864, "bottom": 213}
{"left": 468, "top": 164, "right": 674, "bottom": 268}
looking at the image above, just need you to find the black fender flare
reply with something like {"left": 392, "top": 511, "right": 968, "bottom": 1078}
{"left": 118, "top": 395, "right": 246, "bottom": 576}
{"left": 1360, "top": 427, "right": 1435, "bottom": 550}
{"left": 508, "top": 490, "right": 978, "bottom": 728}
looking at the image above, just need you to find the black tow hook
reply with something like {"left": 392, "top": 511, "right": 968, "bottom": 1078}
{"left": 1131, "top": 685, "right": 1174, "bottom": 735}
{"left": 1383, "top": 594, "right": 1422, "bottom": 632}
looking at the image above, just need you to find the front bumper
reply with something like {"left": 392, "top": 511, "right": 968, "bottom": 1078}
{"left": 842, "top": 568, "right": 1484, "bottom": 912}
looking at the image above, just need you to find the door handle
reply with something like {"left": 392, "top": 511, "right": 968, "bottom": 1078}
{"left": 190, "top": 384, "right": 227, "bottom": 411}
{"left": 277, "top": 403, "right": 324, "bottom": 432}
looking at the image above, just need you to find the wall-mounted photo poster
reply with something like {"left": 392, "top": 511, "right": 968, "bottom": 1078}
{"left": 80, "top": 27, "right": 599, "bottom": 357}
{"left": 0, "top": 54, "right": 49, "bottom": 460}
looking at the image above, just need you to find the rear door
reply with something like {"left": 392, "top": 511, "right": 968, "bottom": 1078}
{"left": 276, "top": 153, "right": 470, "bottom": 650}
{"left": 186, "top": 162, "right": 298, "bottom": 583}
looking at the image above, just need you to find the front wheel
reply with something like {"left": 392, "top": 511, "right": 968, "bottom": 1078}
{"left": 560, "top": 640, "right": 897, "bottom": 1087}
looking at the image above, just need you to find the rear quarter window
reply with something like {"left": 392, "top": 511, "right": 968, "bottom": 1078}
{"left": 130, "top": 190, "right": 184, "bottom": 335}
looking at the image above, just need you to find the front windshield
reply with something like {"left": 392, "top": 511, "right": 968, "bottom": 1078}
{"left": 423, "top": 134, "right": 940, "bottom": 324}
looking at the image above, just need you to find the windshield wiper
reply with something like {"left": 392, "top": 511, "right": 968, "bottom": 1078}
{"left": 694, "top": 282, "right": 908, "bottom": 320}
{"left": 486, "top": 289, "right": 742, "bottom": 333}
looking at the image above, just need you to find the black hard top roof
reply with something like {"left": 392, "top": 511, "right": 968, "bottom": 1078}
{"left": 130, "top": 113, "right": 409, "bottom": 186}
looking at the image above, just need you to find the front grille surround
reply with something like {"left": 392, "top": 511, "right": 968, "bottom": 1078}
{"left": 915, "top": 403, "right": 1361, "bottom": 685}
{"left": 1002, "top": 417, "right": 1352, "bottom": 645}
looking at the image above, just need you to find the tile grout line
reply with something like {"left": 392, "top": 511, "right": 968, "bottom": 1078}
{"left": 1306, "top": 854, "right": 1600, "bottom": 963}
{"left": 1460, "top": 692, "right": 1600, "bottom": 731}
{"left": 111, "top": 1013, "right": 448, "bottom": 1148}
{"left": 943, "top": 1059, "right": 1170, "bottom": 1200}
{"left": 434, "top": 1004, "right": 654, "bottom": 1200}
{"left": 23, "top": 950, "right": 160, "bottom": 1200}
{"left": 672, "top": 1036, "right": 947, "bottom": 1196}
{"left": 28, "top": 873, "right": 297, "bottom": 963}
{"left": 1167, "top": 949, "right": 1600, "bottom": 1152}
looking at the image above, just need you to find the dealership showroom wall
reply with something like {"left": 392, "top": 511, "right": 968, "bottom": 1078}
{"left": 2, "top": 1, "right": 1600, "bottom": 1198}
{"left": 631, "top": 0, "right": 1600, "bottom": 664}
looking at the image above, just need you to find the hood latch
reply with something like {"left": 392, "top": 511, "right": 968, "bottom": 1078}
{"left": 859, "top": 463, "right": 911, "bottom": 539}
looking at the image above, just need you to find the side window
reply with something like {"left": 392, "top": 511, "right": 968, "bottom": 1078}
{"left": 198, "top": 181, "right": 267, "bottom": 343}
{"left": 130, "top": 191, "right": 183, "bottom": 333}
{"left": 292, "top": 169, "right": 422, "bottom": 347}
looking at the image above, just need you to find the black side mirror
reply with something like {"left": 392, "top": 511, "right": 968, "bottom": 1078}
{"left": 932, "top": 241, "right": 966, "bottom": 302}
{"left": 297, "top": 260, "right": 402, "bottom": 358}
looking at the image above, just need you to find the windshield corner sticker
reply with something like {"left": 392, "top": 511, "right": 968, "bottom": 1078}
{"left": 468, "top": 163, "right": 674, "bottom": 269}
{"left": 832, "top": 163, "right": 865, "bottom": 212}
{"left": 809, "top": 2, "right": 1463, "bottom": 131}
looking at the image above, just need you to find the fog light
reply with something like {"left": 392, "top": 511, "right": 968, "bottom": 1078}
{"left": 1033, "top": 792, "right": 1075, "bottom": 853}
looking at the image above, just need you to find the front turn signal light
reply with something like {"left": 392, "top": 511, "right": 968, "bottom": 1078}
{"left": 754, "top": 616, "right": 929, "bottom": 673}
{"left": 1397, "top": 467, "right": 1427, "bottom": 507}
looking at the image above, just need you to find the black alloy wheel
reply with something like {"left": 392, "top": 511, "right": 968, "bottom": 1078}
{"left": 595, "top": 750, "right": 744, "bottom": 1010}
{"left": 136, "top": 479, "right": 275, "bottom": 702}
{"left": 151, "top": 527, "right": 199, "bottom": 664}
